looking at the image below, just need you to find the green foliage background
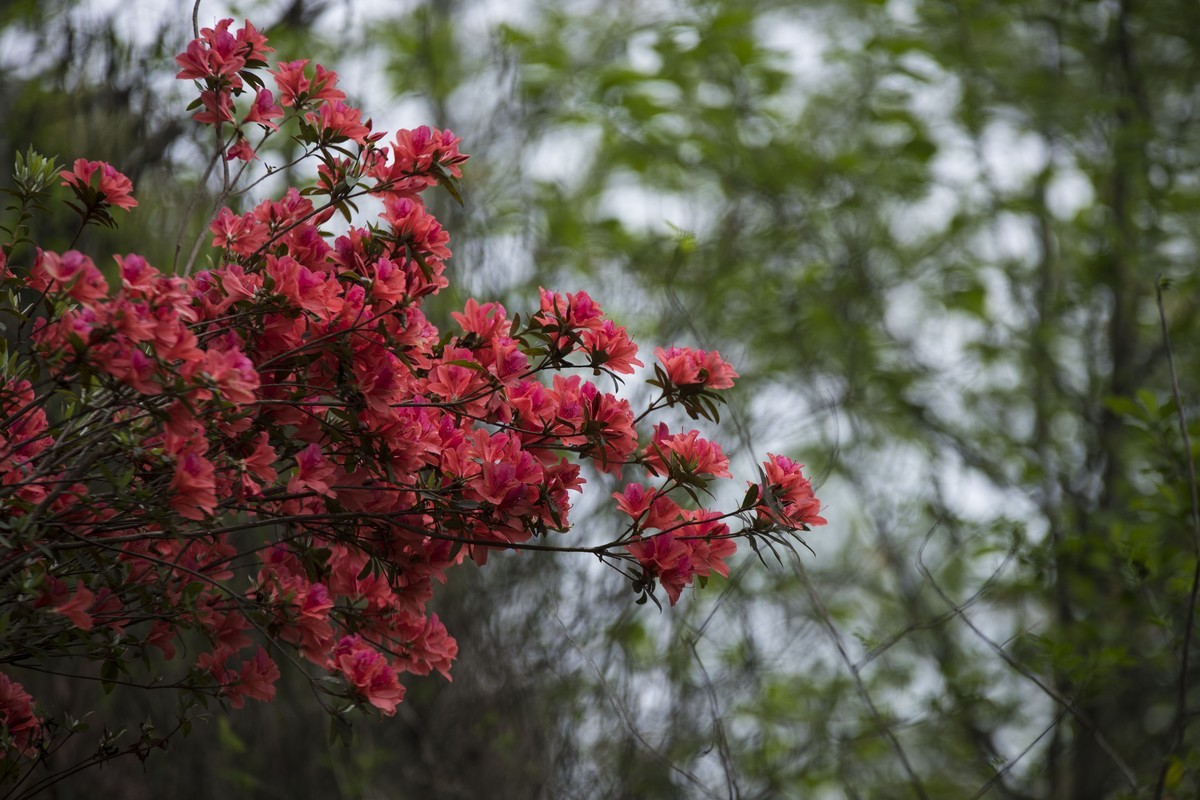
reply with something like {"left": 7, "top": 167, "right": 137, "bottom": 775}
{"left": 3, "top": 0, "right": 1199, "bottom": 797}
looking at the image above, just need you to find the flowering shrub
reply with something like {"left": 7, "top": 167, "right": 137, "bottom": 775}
{"left": 0, "top": 14, "right": 825, "bottom": 787}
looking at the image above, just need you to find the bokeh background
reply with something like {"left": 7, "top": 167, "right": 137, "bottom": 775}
{"left": 3, "top": 0, "right": 1199, "bottom": 797}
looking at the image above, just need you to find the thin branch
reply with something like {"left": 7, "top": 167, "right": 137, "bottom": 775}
{"left": 968, "top": 710, "right": 1067, "bottom": 800}
{"left": 686, "top": 636, "right": 741, "bottom": 800}
{"left": 788, "top": 551, "right": 932, "bottom": 800}
{"left": 857, "top": 532, "right": 1020, "bottom": 669}
{"left": 915, "top": 528, "right": 1138, "bottom": 789}
{"left": 549, "top": 601, "right": 725, "bottom": 800}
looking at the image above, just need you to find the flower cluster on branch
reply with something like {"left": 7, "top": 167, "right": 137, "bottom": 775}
{"left": 0, "top": 15, "right": 825, "bottom": 776}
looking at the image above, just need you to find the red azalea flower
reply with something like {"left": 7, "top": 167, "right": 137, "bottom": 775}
{"left": 53, "top": 580, "right": 95, "bottom": 631}
{"left": 0, "top": 674, "right": 41, "bottom": 757}
{"left": 60, "top": 159, "right": 138, "bottom": 210}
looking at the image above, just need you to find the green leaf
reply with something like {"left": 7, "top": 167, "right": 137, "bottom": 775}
{"left": 434, "top": 163, "right": 464, "bottom": 206}
{"left": 101, "top": 659, "right": 120, "bottom": 695}
{"left": 329, "top": 713, "right": 353, "bottom": 747}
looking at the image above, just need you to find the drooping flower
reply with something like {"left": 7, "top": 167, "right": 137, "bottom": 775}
{"left": 654, "top": 345, "right": 738, "bottom": 390}
{"left": 35, "top": 250, "right": 109, "bottom": 306}
{"left": 234, "top": 648, "right": 280, "bottom": 707}
{"left": 60, "top": 159, "right": 138, "bottom": 211}
{"left": 613, "top": 483, "right": 682, "bottom": 530}
{"left": 626, "top": 532, "right": 692, "bottom": 605}
{"left": 388, "top": 613, "right": 457, "bottom": 681}
{"left": 369, "top": 126, "right": 468, "bottom": 194}
{"left": 194, "top": 88, "right": 237, "bottom": 126}
{"left": 270, "top": 61, "right": 345, "bottom": 108}
{"left": 174, "top": 18, "right": 246, "bottom": 83}
{"left": 0, "top": 674, "right": 41, "bottom": 757}
{"left": 536, "top": 288, "right": 605, "bottom": 355}
{"left": 332, "top": 636, "right": 406, "bottom": 715}
{"left": 210, "top": 207, "right": 270, "bottom": 256}
{"left": 451, "top": 298, "right": 507, "bottom": 340}
{"left": 115, "top": 253, "right": 158, "bottom": 294}
{"left": 239, "top": 432, "right": 278, "bottom": 496}
{"left": 203, "top": 344, "right": 260, "bottom": 405}
{"left": 288, "top": 443, "right": 338, "bottom": 498}
{"left": 99, "top": 344, "right": 161, "bottom": 395}
{"left": 171, "top": 446, "right": 219, "bottom": 520}
{"left": 756, "top": 453, "right": 827, "bottom": 529}
{"left": 306, "top": 100, "right": 372, "bottom": 145}
{"left": 226, "top": 136, "right": 257, "bottom": 162}
{"left": 643, "top": 424, "right": 732, "bottom": 480}
{"left": 269, "top": 59, "right": 310, "bottom": 106}
{"left": 243, "top": 88, "right": 284, "bottom": 130}
{"left": 583, "top": 319, "right": 643, "bottom": 375}
{"left": 678, "top": 509, "right": 736, "bottom": 579}
{"left": 52, "top": 580, "right": 95, "bottom": 631}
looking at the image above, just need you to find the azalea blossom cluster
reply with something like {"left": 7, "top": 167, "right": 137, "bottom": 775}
{"left": 0, "top": 16, "right": 825, "bottom": 771}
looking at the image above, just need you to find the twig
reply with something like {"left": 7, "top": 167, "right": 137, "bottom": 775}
{"left": 915, "top": 529, "right": 1138, "bottom": 789}
{"left": 789, "top": 552, "right": 932, "bottom": 800}
{"left": 968, "top": 710, "right": 1066, "bottom": 800}
{"left": 858, "top": 532, "right": 1020, "bottom": 669}
{"left": 687, "top": 636, "right": 740, "bottom": 800}
{"left": 549, "top": 601, "right": 724, "bottom": 800}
